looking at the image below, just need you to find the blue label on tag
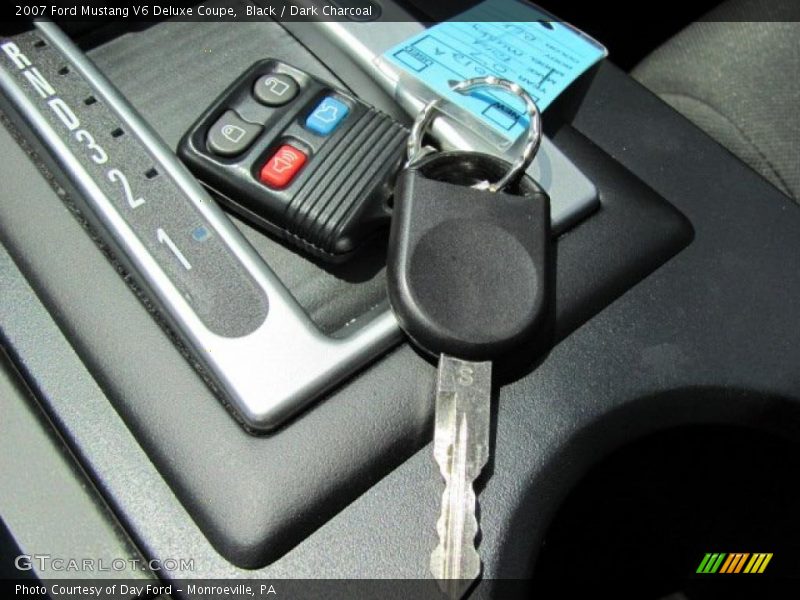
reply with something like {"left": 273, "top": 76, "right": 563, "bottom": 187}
{"left": 383, "top": 0, "right": 607, "bottom": 142}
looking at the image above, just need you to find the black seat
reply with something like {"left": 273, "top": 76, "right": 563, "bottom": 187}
{"left": 633, "top": 0, "right": 800, "bottom": 202}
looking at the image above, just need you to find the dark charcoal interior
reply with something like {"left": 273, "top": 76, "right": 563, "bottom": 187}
{"left": 1, "top": 0, "right": 798, "bottom": 595}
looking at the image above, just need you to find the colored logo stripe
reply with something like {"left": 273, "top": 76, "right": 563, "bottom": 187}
{"left": 719, "top": 553, "right": 749, "bottom": 573}
{"left": 696, "top": 552, "right": 773, "bottom": 574}
{"left": 697, "top": 553, "right": 726, "bottom": 574}
{"left": 744, "top": 553, "right": 773, "bottom": 574}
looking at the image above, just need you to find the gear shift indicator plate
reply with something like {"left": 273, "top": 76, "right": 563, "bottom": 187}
{"left": 0, "top": 22, "right": 401, "bottom": 433}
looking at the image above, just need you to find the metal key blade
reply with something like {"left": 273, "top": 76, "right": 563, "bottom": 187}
{"left": 431, "top": 355, "right": 492, "bottom": 599}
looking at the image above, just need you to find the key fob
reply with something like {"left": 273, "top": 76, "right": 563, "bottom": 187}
{"left": 179, "top": 59, "right": 408, "bottom": 262}
{"left": 387, "top": 151, "right": 551, "bottom": 361}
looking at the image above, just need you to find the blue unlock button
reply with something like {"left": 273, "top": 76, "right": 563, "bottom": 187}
{"left": 305, "top": 96, "right": 349, "bottom": 136}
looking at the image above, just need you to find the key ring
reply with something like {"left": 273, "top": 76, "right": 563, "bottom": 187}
{"left": 405, "top": 75, "right": 542, "bottom": 193}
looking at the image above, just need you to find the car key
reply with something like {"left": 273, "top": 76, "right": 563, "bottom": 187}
{"left": 387, "top": 78, "right": 550, "bottom": 597}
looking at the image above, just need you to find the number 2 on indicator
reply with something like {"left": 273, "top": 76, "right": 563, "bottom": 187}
{"left": 107, "top": 169, "right": 144, "bottom": 209}
{"left": 157, "top": 228, "right": 192, "bottom": 271}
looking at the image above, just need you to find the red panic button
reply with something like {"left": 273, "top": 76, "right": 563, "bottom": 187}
{"left": 259, "top": 144, "right": 307, "bottom": 188}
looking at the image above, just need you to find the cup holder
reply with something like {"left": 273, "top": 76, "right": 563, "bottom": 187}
{"left": 533, "top": 424, "right": 800, "bottom": 593}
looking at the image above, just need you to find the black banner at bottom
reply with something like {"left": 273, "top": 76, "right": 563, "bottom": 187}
{"left": 3, "top": 577, "right": 800, "bottom": 600}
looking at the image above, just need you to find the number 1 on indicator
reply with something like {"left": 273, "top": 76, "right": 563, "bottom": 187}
{"left": 157, "top": 227, "right": 192, "bottom": 270}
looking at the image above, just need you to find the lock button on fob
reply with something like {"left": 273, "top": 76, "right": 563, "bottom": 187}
{"left": 253, "top": 73, "right": 298, "bottom": 106}
{"left": 206, "top": 110, "right": 262, "bottom": 157}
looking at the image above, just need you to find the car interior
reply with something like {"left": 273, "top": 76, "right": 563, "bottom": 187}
{"left": 1, "top": 0, "right": 799, "bottom": 597}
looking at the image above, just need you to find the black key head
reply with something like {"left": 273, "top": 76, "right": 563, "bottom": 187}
{"left": 387, "top": 151, "right": 551, "bottom": 361}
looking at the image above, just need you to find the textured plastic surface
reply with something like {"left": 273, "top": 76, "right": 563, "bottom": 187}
{"left": 388, "top": 152, "right": 550, "bottom": 360}
{"left": 0, "top": 354, "right": 153, "bottom": 587}
{"left": 179, "top": 59, "right": 407, "bottom": 261}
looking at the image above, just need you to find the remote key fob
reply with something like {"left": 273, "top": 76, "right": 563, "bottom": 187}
{"left": 179, "top": 59, "right": 408, "bottom": 262}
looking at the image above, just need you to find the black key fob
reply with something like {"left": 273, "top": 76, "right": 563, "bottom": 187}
{"left": 179, "top": 59, "right": 408, "bottom": 262}
{"left": 387, "top": 151, "right": 551, "bottom": 361}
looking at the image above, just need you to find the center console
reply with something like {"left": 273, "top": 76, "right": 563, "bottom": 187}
{"left": 2, "top": 0, "right": 799, "bottom": 588}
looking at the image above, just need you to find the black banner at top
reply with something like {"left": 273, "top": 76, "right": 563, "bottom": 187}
{"left": 3, "top": 0, "right": 795, "bottom": 25}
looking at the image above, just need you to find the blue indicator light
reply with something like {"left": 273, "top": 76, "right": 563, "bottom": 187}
{"left": 192, "top": 226, "right": 211, "bottom": 242}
